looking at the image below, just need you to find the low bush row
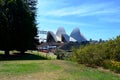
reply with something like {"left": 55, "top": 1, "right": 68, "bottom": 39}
{"left": 70, "top": 35, "right": 120, "bottom": 73}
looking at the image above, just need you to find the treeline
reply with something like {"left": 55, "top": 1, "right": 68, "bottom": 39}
{"left": 71, "top": 35, "right": 120, "bottom": 73}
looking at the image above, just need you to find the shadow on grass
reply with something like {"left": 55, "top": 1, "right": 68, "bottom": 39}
{"left": 0, "top": 53, "right": 47, "bottom": 61}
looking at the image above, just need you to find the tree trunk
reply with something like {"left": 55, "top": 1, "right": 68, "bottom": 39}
{"left": 5, "top": 50, "right": 10, "bottom": 56}
{"left": 20, "top": 50, "right": 25, "bottom": 54}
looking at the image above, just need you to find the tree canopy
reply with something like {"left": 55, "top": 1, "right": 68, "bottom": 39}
{"left": 0, "top": 0, "right": 38, "bottom": 55}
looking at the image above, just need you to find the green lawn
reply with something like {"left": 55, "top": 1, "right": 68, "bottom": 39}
{"left": 0, "top": 60, "right": 120, "bottom": 80}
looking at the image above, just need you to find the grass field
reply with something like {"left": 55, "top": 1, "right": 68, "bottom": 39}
{"left": 0, "top": 51, "right": 120, "bottom": 80}
{"left": 0, "top": 60, "right": 120, "bottom": 80}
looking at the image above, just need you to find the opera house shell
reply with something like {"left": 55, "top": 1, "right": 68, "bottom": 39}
{"left": 70, "top": 28, "right": 86, "bottom": 42}
{"left": 47, "top": 27, "right": 87, "bottom": 43}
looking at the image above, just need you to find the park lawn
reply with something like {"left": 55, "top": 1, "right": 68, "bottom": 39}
{"left": 0, "top": 60, "right": 120, "bottom": 80}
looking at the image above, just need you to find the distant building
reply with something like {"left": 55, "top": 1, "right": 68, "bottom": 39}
{"left": 46, "top": 27, "right": 87, "bottom": 43}
{"left": 70, "top": 27, "right": 87, "bottom": 42}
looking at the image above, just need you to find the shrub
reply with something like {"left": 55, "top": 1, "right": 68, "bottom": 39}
{"left": 70, "top": 47, "right": 83, "bottom": 62}
{"left": 102, "top": 60, "right": 120, "bottom": 73}
{"left": 111, "top": 60, "right": 120, "bottom": 73}
{"left": 54, "top": 48, "right": 70, "bottom": 60}
{"left": 104, "top": 36, "right": 120, "bottom": 61}
{"left": 71, "top": 44, "right": 107, "bottom": 67}
{"left": 102, "top": 60, "right": 112, "bottom": 69}
{"left": 70, "top": 35, "right": 120, "bottom": 69}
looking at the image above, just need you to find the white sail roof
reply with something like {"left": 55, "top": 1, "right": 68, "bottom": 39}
{"left": 47, "top": 31, "right": 57, "bottom": 42}
{"left": 56, "top": 27, "right": 66, "bottom": 41}
{"left": 70, "top": 27, "right": 87, "bottom": 42}
{"left": 46, "top": 27, "right": 87, "bottom": 43}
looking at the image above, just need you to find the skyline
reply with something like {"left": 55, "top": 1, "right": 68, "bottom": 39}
{"left": 36, "top": 0, "right": 120, "bottom": 40}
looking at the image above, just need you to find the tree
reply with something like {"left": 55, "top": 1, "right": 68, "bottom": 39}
{"left": 0, "top": 0, "right": 13, "bottom": 55}
{"left": 24, "top": 0, "right": 37, "bottom": 12}
{"left": 0, "top": 0, "right": 38, "bottom": 55}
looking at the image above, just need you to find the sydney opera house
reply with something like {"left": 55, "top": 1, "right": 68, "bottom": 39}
{"left": 46, "top": 27, "right": 87, "bottom": 43}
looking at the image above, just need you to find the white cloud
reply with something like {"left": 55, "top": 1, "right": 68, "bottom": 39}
{"left": 38, "top": 18, "right": 93, "bottom": 27}
{"left": 36, "top": 0, "right": 120, "bottom": 25}
{"left": 37, "top": 1, "right": 120, "bottom": 17}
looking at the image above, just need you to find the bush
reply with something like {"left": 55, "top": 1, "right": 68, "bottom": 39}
{"left": 102, "top": 60, "right": 112, "bottom": 69}
{"left": 71, "top": 44, "right": 107, "bottom": 67}
{"left": 70, "top": 35, "right": 120, "bottom": 70}
{"left": 104, "top": 36, "right": 120, "bottom": 61}
{"left": 111, "top": 60, "right": 120, "bottom": 73}
{"left": 102, "top": 60, "right": 120, "bottom": 73}
{"left": 54, "top": 48, "right": 70, "bottom": 60}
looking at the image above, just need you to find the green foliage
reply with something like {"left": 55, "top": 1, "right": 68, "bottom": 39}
{"left": 0, "top": 0, "right": 38, "bottom": 55}
{"left": 71, "top": 44, "right": 107, "bottom": 67}
{"left": 71, "top": 35, "right": 120, "bottom": 72}
{"left": 54, "top": 48, "right": 70, "bottom": 60}
{"left": 0, "top": 0, "right": 4, "bottom": 7}
{"left": 111, "top": 60, "right": 120, "bottom": 73}
{"left": 103, "top": 60, "right": 120, "bottom": 73}
{"left": 102, "top": 60, "right": 112, "bottom": 69}
{"left": 104, "top": 36, "right": 120, "bottom": 61}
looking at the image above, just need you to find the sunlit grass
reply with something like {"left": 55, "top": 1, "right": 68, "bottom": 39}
{"left": 0, "top": 51, "right": 4, "bottom": 54}
{"left": 28, "top": 51, "right": 57, "bottom": 60}
{"left": 0, "top": 50, "right": 57, "bottom": 60}
{"left": 0, "top": 50, "right": 120, "bottom": 80}
{"left": 0, "top": 60, "right": 120, "bottom": 80}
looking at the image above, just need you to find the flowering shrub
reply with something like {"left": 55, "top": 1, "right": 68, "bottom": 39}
{"left": 111, "top": 60, "right": 120, "bottom": 73}
{"left": 103, "top": 60, "right": 120, "bottom": 73}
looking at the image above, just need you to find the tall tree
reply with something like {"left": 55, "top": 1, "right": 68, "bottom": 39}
{"left": 0, "top": 0, "right": 38, "bottom": 55}
{"left": 0, "top": 0, "right": 13, "bottom": 55}
{"left": 24, "top": 0, "right": 37, "bottom": 12}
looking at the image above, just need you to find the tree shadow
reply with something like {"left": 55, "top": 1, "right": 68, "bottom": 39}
{"left": 0, "top": 53, "right": 47, "bottom": 61}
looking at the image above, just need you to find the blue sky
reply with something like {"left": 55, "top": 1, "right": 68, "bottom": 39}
{"left": 36, "top": 0, "right": 120, "bottom": 40}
